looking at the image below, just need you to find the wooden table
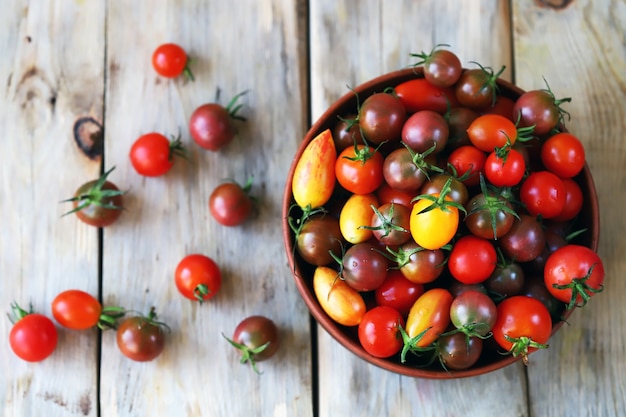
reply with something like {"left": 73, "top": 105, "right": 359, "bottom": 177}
{"left": 1, "top": 1, "right": 624, "bottom": 416}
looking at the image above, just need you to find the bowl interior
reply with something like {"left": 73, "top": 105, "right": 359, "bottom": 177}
{"left": 282, "top": 68, "right": 599, "bottom": 378}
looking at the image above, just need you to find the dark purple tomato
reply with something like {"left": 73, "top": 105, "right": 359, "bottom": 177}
{"left": 393, "top": 240, "right": 445, "bottom": 285}
{"left": 448, "top": 280, "right": 488, "bottom": 298}
{"left": 226, "top": 315, "right": 280, "bottom": 374}
{"left": 449, "top": 289, "right": 497, "bottom": 337}
{"left": 332, "top": 114, "right": 364, "bottom": 152}
{"left": 446, "top": 107, "right": 479, "bottom": 150}
{"left": 358, "top": 93, "right": 406, "bottom": 145}
{"left": 520, "top": 276, "right": 564, "bottom": 319}
{"left": 464, "top": 192, "right": 516, "bottom": 240}
{"left": 499, "top": 215, "right": 546, "bottom": 262}
{"left": 369, "top": 203, "right": 412, "bottom": 246}
{"left": 382, "top": 147, "right": 429, "bottom": 193}
{"left": 526, "top": 229, "right": 568, "bottom": 275}
{"left": 296, "top": 214, "right": 344, "bottom": 266}
{"left": 485, "top": 261, "right": 525, "bottom": 299}
{"left": 437, "top": 333, "right": 483, "bottom": 371}
{"left": 419, "top": 48, "right": 463, "bottom": 88}
{"left": 342, "top": 243, "right": 389, "bottom": 292}
{"left": 454, "top": 65, "right": 505, "bottom": 110}
{"left": 401, "top": 110, "right": 449, "bottom": 154}
{"left": 513, "top": 89, "right": 570, "bottom": 136}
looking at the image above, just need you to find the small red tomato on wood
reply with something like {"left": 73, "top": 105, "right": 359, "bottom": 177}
{"left": 174, "top": 254, "right": 222, "bottom": 303}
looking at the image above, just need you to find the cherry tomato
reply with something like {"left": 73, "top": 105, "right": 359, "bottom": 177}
{"left": 464, "top": 190, "right": 516, "bottom": 240}
{"left": 152, "top": 43, "right": 194, "bottom": 80}
{"left": 499, "top": 214, "right": 546, "bottom": 262}
{"left": 446, "top": 145, "right": 486, "bottom": 187}
{"left": 395, "top": 78, "right": 458, "bottom": 114}
{"left": 484, "top": 146, "right": 526, "bottom": 187}
{"left": 313, "top": 266, "right": 366, "bottom": 327}
{"left": 446, "top": 107, "right": 479, "bottom": 149}
{"left": 382, "top": 147, "right": 431, "bottom": 193}
{"left": 454, "top": 65, "right": 505, "bottom": 110}
{"left": 374, "top": 269, "right": 424, "bottom": 317}
{"left": 420, "top": 173, "right": 469, "bottom": 206}
{"left": 410, "top": 46, "right": 462, "bottom": 88}
{"left": 402, "top": 288, "right": 453, "bottom": 357}
{"left": 341, "top": 242, "right": 388, "bottom": 292}
{"left": 291, "top": 129, "right": 337, "bottom": 210}
{"left": 540, "top": 132, "right": 586, "bottom": 178}
{"left": 368, "top": 202, "right": 411, "bottom": 246}
{"left": 448, "top": 235, "right": 497, "bottom": 284}
{"left": 339, "top": 193, "right": 379, "bottom": 244}
{"left": 189, "top": 92, "right": 246, "bottom": 151}
{"left": 376, "top": 181, "right": 415, "bottom": 208}
{"left": 467, "top": 114, "right": 518, "bottom": 152}
{"left": 449, "top": 289, "right": 497, "bottom": 337}
{"left": 437, "top": 333, "right": 483, "bottom": 370}
{"left": 552, "top": 178, "right": 583, "bottom": 222}
{"left": 544, "top": 244, "right": 605, "bottom": 310}
{"left": 492, "top": 296, "right": 552, "bottom": 364}
{"left": 410, "top": 190, "right": 461, "bottom": 250}
{"left": 401, "top": 110, "right": 449, "bottom": 154}
{"left": 296, "top": 214, "right": 344, "bottom": 266}
{"left": 358, "top": 92, "right": 406, "bottom": 144}
{"left": 332, "top": 114, "right": 364, "bottom": 152}
{"left": 358, "top": 306, "right": 405, "bottom": 358}
{"left": 335, "top": 144, "right": 384, "bottom": 194}
{"left": 513, "top": 88, "right": 570, "bottom": 136}
{"left": 116, "top": 308, "right": 168, "bottom": 362}
{"left": 62, "top": 166, "right": 125, "bottom": 227}
{"left": 52, "top": 289, "right": 123, "bottom": 330}
{"left": 209, "top": 178, "right": 254, "bottom": 226}
{"left": 225, "top": 315, "right": 279, "bottom": 374}
{"left": 520, "top": 171, "right": 566, "bottom": 219}
{"left": 129, "top": 132, "right": 187, "bottom": 177}
{"left": 174, "top": 254, "right": 222, "bottom": 303}
{"left": 8, "top": 303, "right": 58, "bottom": 362}
{"left": 485, "top": 261, "right": 525, "bottom": 299}
{"left": 389, "top": 240, "right": 446, "bottom": 285}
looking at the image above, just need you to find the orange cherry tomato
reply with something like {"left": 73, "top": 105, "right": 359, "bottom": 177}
{"left": 405, "top": 288, "right": 453, "bottom": 348}
{"left": 292, "top": 129, "right": 337, "bottom": 209}
{"left": 313, "top": 266, "right": 366, "bottom": 327}
{"left": 339, "top": 193, "right": 379, "bottom": 244}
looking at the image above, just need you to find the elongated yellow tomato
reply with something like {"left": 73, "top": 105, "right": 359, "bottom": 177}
{"left": 292, "top": 129, "right": 337, "bottom": 209}
{"left": 405, "top": 288, "right": 453, "bottom": 348}
{"left": 339, "top": 193, "right": 379, "bottom": 244}
{"left": 410, "top": 194, "right": 459, "bottom": 250}
{"left": 313, "top": 266, "right": 366, "bottom": 327}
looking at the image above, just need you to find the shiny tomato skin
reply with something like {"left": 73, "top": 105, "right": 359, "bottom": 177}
{"left": 292, "top": 129, "right": 337, "bottom": 209}
{"left": 51, "top": 290, "right": 102, "bottom": 330}
{"left": 382, "top": 147, "right": 429, "bottom": 193}
{"left": 358, "top": 93, "right": 406, "bottom": 144}
{"left": 437, "top": 333, "right": 483, "bottom": 370}
{"left": 129, "top": 132, "right": 175, "bottom": 177}
{"left": 410, "top": 194, "right": 459, "bottom": 250}
{"left": 339, "top": 193, "right": 379, "bottom": 244}
{"left": 73, "top": 180, "right": 123, "bottom": 227}
{"left": 396, "top": 240, "right": 446, "bottom": 285}
{"left": 332, "top": 115, "right": 364, "bottom": 152}
{"left": 336, "top": 145, "right": 384, "bottom": 194}
{"left": 376, "top": 181, "right": 415, "bottom": 208}
{"left": 492, "top": 295, "right": 552, "bottom": 358}
{"left": 499, "top": 214, "right": 546, "bottom": 262}
{"left": 448, "top": 235, "right": 497, "bottom": 284}
{"left": 449, "top": 290, "right": 497, "bottom": 337}
{"left": 209, "top": 181, "right": 253, "bottom": 226}
{"left": 394, "top": 78, "right": 458, "bottom": 114}
{"left": 447, "top": 107, "right": 480, "bottom": 150}
{"left": 231, "top": 315, "right": 280, "bottom": 362}
{"left": 420, "top": 173, "right": 469, "bottom": 206}
{"left": 484, "top": 147, "right": 526, "bottom": 187}
{"left": 422, "top": 49, "right": 462, "bottom": 88}
{"left": 540, "top": 132, "right": 586, "bottom": 178}
{"left": 467, "top": 114, "right": 518, "bottom": 152}
{"left": 342, "top": 242, "right": 389, "bottom": 292}
{"left": 152, "top": 43, "right": 189, "bottom": 78}
{"left": 313, "top": 266, "right": 366, "bottom": 326}
{"left": 369, "top": 202, "right": 412, "bottom": 246}
{"left": 513, "top": 89, "right": 562, "bottom": 136}
{"left": 544, "top": 244, "right": 605, "bottom": 307}
{"left": 520, "top": 171, "right": 566, "bottom": 219}
{"left": 175, "top": 254, "right": 222, "bottom": 303}
{"left": 296, "top": 214, "right": 344, "bottom": 266}
{"left": 401, "top": 110, "right": 449, "bottom": 154}
{"left": 358, "top": 306, "right": 405, "bottom": 358}
{"left": 454, "top": 69, "right": 495, "bottom": 110}
{"left": 117, "top": 314, "right": 166, "bottom": 362}
{"left": 405, "top": 288, "right": 453, "bottom": 347}
{"left": 551, "top": 178, "right": 583, "bottom": 222}
{"left": 189, "top": 103, "right": 234, "bottom": 151}
{"left": 10, "top": 313, "right": 58, "bottom": 362}
{"left": 446, "top": 145, "right": 486, "bottom": 187}
{"left": 374, "top": 269, "right": 424, "bottom": 317}
{"left": 464, "top": 192, "right": 516, "bottom": 240}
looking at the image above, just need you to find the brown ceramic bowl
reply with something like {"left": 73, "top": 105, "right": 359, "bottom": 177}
{"left": 282, "top": 68, "right": 599, "bottom": 378}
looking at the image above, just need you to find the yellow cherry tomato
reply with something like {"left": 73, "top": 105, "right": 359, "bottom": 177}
{"left": 313, "top": 266, "right": 366, "bottom": 327}
{"left": 292, "top": 129, "right": 337, "bottom": 209}
{"left": 339, "top": 193, "right": 379, "bottom": 244}
{"left": 410, "top": 193, "right": 459, "bottom": 250}
{"left": 405, "top": 288, "right": 453, "bottom": 348}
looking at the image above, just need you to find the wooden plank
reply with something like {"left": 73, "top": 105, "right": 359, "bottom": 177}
{"left": 513, "top": 0, "right": 626, "bottom": 416}
{"left": 0, "top": 1, "right": 104, "bottom": 416}
{"left": 310, "top": 1, "right": 528, "bottom": 416}
{"left": 99, "top": 1, "right": 312, "bottom": 415}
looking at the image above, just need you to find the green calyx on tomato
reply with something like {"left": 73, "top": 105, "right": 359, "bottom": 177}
{"left": 97, "top": 306, "right": 128, "bottom": 330}
{"left": 359, "top": 203, "right": 408, "bottom": 239}
{"left": 221, "top": 89, "right": 249, "bottom": 122}
{"left": 398, "top": 325, "right": 436, "bottom": 363}
{"left": 412, "top": 177, "right": 467, "bottom": 216}
{"left": 403, "top": 142, "right": 444, "bottom": 179}
{"left": 222, "top": 333, "right": 271, "bottom": 375}
{"left": 167, "top": 133, "right": 192, "bottom": 162}
{"left": 465, "top": 174, "right": 519, "bottom": 240}
{"left": 468, "top": 61, "right": 506, "bottom": 107}
{"left": 61, "top": 166, "right": 126, "bottom": 216}
{"left": 551, "top": 263, "right": 604, "bottom": 310}
{"left": 503, "top": 334, "right": 549, "bottom": 365}
{"left": 540, "top": 77, "right": 572, "bottom": 132}
{"left": 7, "top": 301, "right": 32, "bottom": 324}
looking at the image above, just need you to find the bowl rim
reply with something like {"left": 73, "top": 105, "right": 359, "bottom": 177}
{"left": 282, "top": 67, "right": 600, "bottom": 379}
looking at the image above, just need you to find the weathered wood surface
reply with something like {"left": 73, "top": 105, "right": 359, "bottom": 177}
{"left": 0, "top": 0, "right": 624, "bottom": 416}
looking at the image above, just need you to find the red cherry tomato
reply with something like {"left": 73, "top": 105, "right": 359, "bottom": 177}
{"left": 394, "top": 78, "right": 458, "bottom": 114}
{"left": 335, "top": 145, "right": 384, "bottom": 195}
{"left": 9, "top": 303, "right": 58, "bottom": 362}
{"left": 520, "top": 171, "right": 566, "bottom": 219}
{"left": 447, "top": 145, "right": 486, "bottom": 187}
{"left": 552, "top": 178, "right": 583, "bottom": 221}
{"left": 209, "top": 179, "right": 254, "bottom": 226}
{"left": 540, "top": 132, "right": 586, "bottom": 178}
{"left": 358, "top": 306, "right": 405, "bottom": 358}
{"left": 448, "top": 235, "right": 497, "bottom": 284}
{"left": 130, "top": 133, "right": 187, "bottom": 177}
{"left": 467, "top": 114, "right": 518, "bottom": 152}
{"left": 52, "top": 290, "right": 102, "bottom": 330}
{"left": 374, "top": 269, "right": 424, "bottom": 317}
{"left": 175, "top": 254, "right": 222, "bottom": 303}
{"left": 484, "top": 147, "right": 526, "bottom": 187}
{"left": 152, "top": 43, "right": 194, "bottom": 80}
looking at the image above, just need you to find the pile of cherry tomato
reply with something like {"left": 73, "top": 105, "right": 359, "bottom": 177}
{"left": 9, "top": 43, "right": 279, "bottom": 372}
{"left": 288, "top": 46, "right": 605, "bottom": 371}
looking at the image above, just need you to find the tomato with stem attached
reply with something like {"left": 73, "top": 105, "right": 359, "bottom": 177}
{"left": 8, "top": 302, "right": 58, "bottom": 362}
{"left": 116, "top": 307, "right": 169, "bottom": 362}
{"left": 336, "top": 144, "right": 384, "bottom": 195}
{"left": 454, "top": 63, "right": 506, "bottom": 110}
{"left": 52, "top": 289, "right": 125, "bottom": 330}
{"left": 223, "top": 315, "right": 280, "bottom": 374}
{"left": 152, "top": 43, "right": 194, "bottom": 81}
{"left": 129, "top": 132, "right": 189, "bottom": 177}
{"left": 409, "top": 45, "right": 462, "bottom": 88}
{"left": 357, "top": 92, "right": 406, "bottom": 145}
{"left": 512, "top": 81, "right": 571, "bottom": 136}
{"left": 175, "top": 254, "right": 222, "bottom": 303}
{"left": 62, "top": 166, "right": 126, "bottom": 227}
{"left": 448, "top": 289, "right": 497, "bottom": 338}
{"left": 395, "top": 78, "right": 458, "bottom": 114}
{"left": 209, "top": 177, "right": 255, "bottom": 226}
{"left": 190, "top": 91, "right": 247, "bottom": 151}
